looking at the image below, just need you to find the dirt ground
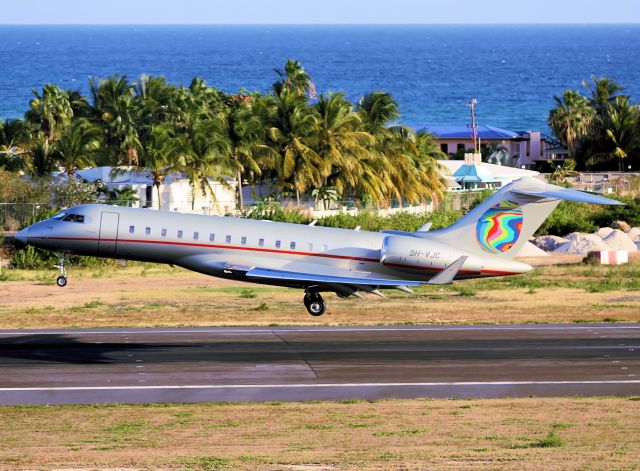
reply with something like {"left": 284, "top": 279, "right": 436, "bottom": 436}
{"left": 1, "top": 260, "right": 639, "bottom": 328}
{"left": 1, "top": 397, "right": 639, "bottom": 470}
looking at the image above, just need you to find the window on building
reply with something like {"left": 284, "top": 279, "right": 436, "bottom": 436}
{"left": 290, "top": 241, "right": 296, "bottom": 250}
{"left": 241, "top": 236, "right": 247, "bottom": 245}
{"left": 177, "top": 230, "right": 183, "bottom": 238}
{"left": 457, "top": 143, "right": 465, "bottom": 151}
{"left": 145, "top": 227, "right": 151, "bottom": 235}
{"left": 440, "top": 143, "right": 449, "bottom": 154}
{"left": 209, "top": 233, "right": 215, "bottom": 241}
{"left": 193, "top": 232, "right": 199, "bottom": 240}
{"left": 275, "top": 240, "right": 281, "bottom": 249}
{"left": 225, "top": 235, "right": 231, "bottom": 243}
{"left": 258, "top": 238, "right": 264, "bottom": 247}
{"left": 129, "top": 225, "right": 135, "bottom": 234}
{"left": 161, "top": 228, "right": 167, "bottom": 237}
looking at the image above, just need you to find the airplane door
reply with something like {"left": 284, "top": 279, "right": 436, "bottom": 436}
{"left": 99, "top": 212, "right": 119, "bottom": 255}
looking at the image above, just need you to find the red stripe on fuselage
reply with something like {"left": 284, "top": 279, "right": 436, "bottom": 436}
{"left": 39, "top": 237, "right": 520, "bottom": 276}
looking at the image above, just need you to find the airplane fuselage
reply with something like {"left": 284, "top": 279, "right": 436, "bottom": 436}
{"left": 17, "top": 204, "right": 530, "bottom": 289}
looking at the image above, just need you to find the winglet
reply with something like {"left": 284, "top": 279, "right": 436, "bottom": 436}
{"left": 426, "top": 256, "right": 468, "bottom": 285}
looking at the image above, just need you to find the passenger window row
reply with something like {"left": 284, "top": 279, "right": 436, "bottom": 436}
{"left": 126, "top": 226, "right": 325, "bottom": 251}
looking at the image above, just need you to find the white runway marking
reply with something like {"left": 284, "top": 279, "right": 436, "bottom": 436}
{"left": 1, "top": 325, "right": 640, "bottom": 336}
{"left": 2, "top": 380, "right": 640, "bottom": 391}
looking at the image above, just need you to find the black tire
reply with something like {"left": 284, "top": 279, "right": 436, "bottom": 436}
{"left": 56, "top": 276, "right": 67, "bottom": 288}
{"left": 305, "top": 295, "right": 326, "bottom": 316}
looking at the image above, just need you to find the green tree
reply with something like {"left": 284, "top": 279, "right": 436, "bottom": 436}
{"left": 54, "top": 119, "right": 101, "bottom": 183}
{"left": 139, "top": 124, "right": 182, "bottom": 209}
{"left": 90, "top": 75, "right": 141, "bottom": 165}
{"left": 0, "top": 119, "right": 30, "bottom": 171}
{"left": 587, "top": 97, "right": 640, "bottom": 171}
{"left": 26, "top": 84, "right": 73, "bottom": 154}
{"left": 548, "top": 90, "right": 594, "bottom": 162}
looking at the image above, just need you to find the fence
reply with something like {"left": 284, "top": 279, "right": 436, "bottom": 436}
{"left": 0, "top": 203, "right": 55, "bottom": 232}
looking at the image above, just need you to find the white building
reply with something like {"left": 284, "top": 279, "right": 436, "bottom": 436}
{"left": 75, "top": 167, "right": 237, "bottom": 215}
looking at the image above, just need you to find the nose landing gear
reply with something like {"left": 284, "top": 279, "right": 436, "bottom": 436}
{"left": 54, "top": 253, "right": 68, "bottom": 288}
{"left": 304, "top": 291, "right": 326, "bottom": 316}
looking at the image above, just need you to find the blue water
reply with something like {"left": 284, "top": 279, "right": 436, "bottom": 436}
{"left": 1, "top": 25, "right": 639, "bottom": 131}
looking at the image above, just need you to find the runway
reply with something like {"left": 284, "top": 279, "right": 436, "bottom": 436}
{"left": 1, "top": 324, "right": 639, "bottom": 405}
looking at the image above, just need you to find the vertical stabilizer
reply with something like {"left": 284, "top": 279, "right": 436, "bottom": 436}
{"left": 425, "top": 177, "right": 623, "bottom": 260}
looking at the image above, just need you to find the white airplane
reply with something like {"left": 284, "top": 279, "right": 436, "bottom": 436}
{"left": 16, "top": 177, "right": 621, "bottom": 316}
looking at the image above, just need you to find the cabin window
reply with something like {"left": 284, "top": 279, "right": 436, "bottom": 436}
{"left": 258, "top": 238, "right": 264, "bottom": 247}
{"left": 308, "top": 243, "right": 313, "bottom": 252}
{"left": 275, "top": 240, "right": 281, "bottom": 249}
{"left": 290, "top": 241, "right": 296, "bottom": 250}
{"left": 193, "top": 232, "right": 199, "bottom": 240}
{"left": 52, "top": 212, "right": 66, "bottom": 220}
{"left": 225, "top": 235, "right": 231, "bottom": 243}
{"left": 209, "top": 233, "right": 215, "bottom": 241}
{"left": 145, "top": 227, "right": 151, "bottom": 235}
{"left": 241, "top": 236, "right": 247, "bottom": 245}
{"left": 322, "top": 244, "right": 329, "bottom": 252}
{"left": 161, "top": 229, "right": 167, "bottom": 237}
{"left": 129, "top": 225, "right": 135, "bottom": 234}
{"left": 177, "top": 230, "right": 183, "bottom": 238}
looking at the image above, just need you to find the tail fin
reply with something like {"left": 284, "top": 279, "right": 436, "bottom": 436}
{"left": 426, "top": 177, "right": 623, "bottom": 259}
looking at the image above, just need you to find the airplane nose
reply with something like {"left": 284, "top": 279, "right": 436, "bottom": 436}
{"left": 15, "top": 227, "right": 29, "bottom": 244}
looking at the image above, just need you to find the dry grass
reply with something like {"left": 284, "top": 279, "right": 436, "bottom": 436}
{"left": 0, "top": 397, "right": 639, "bottom": 470}
{"left": 0, "top": 261, "right": 639, "bottom": 328}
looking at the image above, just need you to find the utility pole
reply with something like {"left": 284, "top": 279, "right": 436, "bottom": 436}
{"left": 467, "top": 98, "right": 478, "bottom": 153}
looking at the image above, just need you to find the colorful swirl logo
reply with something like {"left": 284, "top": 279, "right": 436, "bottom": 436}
{"left": 476, "top": 200, "right": 523, "bottom": 253}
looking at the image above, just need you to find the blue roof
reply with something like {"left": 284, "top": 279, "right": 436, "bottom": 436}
{"left": 417, "top": 125, "right": 519, "bottom": 140}
{"left": 453, "top": 164, "right": 498, "bottom": 183}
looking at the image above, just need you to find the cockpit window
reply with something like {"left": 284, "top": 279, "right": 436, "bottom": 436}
{"left": 62, "top": 214, "right": 85, "bottom": 223}
{"left": 52, "top": 212, "right": 66, "bottom": 220}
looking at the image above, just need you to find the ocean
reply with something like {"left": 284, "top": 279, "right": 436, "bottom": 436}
{"left": 0, "top": 25, "right": 639, "bottom": 132}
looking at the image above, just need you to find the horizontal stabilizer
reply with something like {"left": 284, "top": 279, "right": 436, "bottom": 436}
{"left": 513, "top": 187, "right": 624, "bottom": 205}
{"left": 426, "top": 256, "right": 468, "bottom": 285}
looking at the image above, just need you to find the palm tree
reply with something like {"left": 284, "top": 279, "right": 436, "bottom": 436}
{"left": 54, "top": 119, "right": 101, "bottom": 183}
{"left": 139, "top": 124, "right": 182, "bottom": 209}
{"left": 225, "top": 99, "right": 277, "bottom": 209}
{"left": 548, "top": 90, "right": 594, "bottom": 161}
{"left": 357, "top": 92, "right": 445, "bottom": 206}
{"left": 314, "top": 92, "right": 375, "bottom": 198}
{"left": 180, "top": 119, "right": 237, "bottom": 210}
{"left": 273, "top": 60, "right": 314, "bottom": 98}
{"left": 90, "top": 75, "right": 141, "bottom": 165}
{"left": 26, "top": 135, "right": 57, "bottom": 178}
{"left": 583, "top": 76, "right": 624, "bottom": 115}
{"left": 587, "top": 97, "right": 640, "bottom": 171}
{"left": 0, "top": 119, "right": 30, "bottom": 171}
{"left": 26, "top": 84, "right": 73, "bottom": 154}
{"left": 268, "top": 89, "right": 327, "bottom": 205}
{"left": 550, "top": 159, "right": 579, "bottom": 183}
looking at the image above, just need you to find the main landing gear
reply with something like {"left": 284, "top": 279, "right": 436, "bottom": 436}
{"left": 304, "top": 291, "right": 326, "bottom": 316}
{"left": 54, "top": 253, "right": 68, "bottom": 288}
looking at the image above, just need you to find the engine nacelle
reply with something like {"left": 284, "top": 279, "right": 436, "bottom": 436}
{"left": 380, "top": 235, "right": 481, "bottom": 274}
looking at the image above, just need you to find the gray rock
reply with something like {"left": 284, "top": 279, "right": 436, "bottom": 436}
{"left": 604, "top": 229, "right": 638, "bottom": 252}
{"left": 533, "top": 235, "right": 569, "bottom": 252}
{"left": 554, "top": 233, "right": 611, "bottom": 254}
{"left": 626, "top": 227, "right": 640, "bottom": 242}
{"left": 595, "top": 227, "right": 615, "bottom": 238}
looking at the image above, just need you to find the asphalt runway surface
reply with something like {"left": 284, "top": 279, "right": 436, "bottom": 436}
{"left": 1, "top": 324, "right": 639, "bottom": 405}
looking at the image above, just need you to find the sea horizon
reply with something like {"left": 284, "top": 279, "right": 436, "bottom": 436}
{"left": 1, "top": 24, "right": 639, "bottom": 132}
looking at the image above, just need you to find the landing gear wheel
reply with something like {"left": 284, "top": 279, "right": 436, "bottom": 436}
{"left": 304, "top": 293, "right": 326, "bottom": 317}
{"left": 54, "top": 252, "right": 68, "bottom": 288}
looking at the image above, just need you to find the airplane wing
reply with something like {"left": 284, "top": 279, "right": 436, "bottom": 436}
{"left": 246, "top": 266, "right": 423, "bottom": 287}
